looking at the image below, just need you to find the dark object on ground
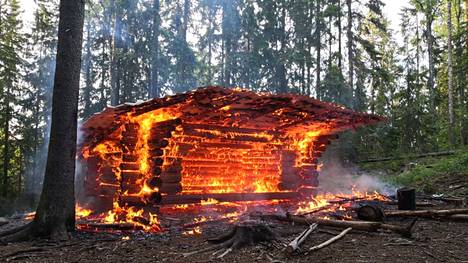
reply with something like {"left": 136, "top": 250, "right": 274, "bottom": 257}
{"left": 397, "top": 187, "right": 416, "bottom": 210}
{"left": 357, "top": 202, "right": 385, "bottom": 222}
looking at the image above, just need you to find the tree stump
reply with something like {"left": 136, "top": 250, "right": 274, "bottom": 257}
{"left": 183, "top": 221, "right": 277, "bottom": 258}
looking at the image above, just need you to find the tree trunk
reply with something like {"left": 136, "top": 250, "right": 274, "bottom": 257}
{"left": 110, "top": 0, "right": 122, "bottom": 106}
{"left": 338, "top": 0, "right": 342, "bottom": 72}
{"left": 461, "top": 0, "right": 468, "bottom": 144}
{"left": 346, "top": 0, "right": 353, "bottom": 104}
{"left": 447, "top": 0, "right": 455, "bottom": 147}
{"left": 315, "top": 0, "right": 321, "bottom": 99}
{"left": 426, "top": 17, "right": 435, "bottom": 117}
{"left": 32, "top": 0, "right": 85, "bottom": 239}
{"left": 149, "top": 0, "right": 160, "bottom": 98}
{"left": 2, "top": 85, "right": 10, "bottom": 197}
{"left": 83, "top": 22, "right": 92, "bottom": 117}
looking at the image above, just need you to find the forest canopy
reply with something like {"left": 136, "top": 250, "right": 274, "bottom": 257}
{"left": 0, "top": 0, "right": 466, "bottom": 199}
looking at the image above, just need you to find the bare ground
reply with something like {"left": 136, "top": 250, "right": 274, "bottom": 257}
{"left": 1, "top": 213, "right": 467, "bottom": 263}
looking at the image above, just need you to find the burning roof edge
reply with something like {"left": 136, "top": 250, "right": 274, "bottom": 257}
{"left": 80, "top": 86, "right": 385, "bottom": 146}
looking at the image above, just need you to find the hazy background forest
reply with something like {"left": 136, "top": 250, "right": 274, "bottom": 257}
{"left": 0, "top": 0, "right": 466, "bottom": 202}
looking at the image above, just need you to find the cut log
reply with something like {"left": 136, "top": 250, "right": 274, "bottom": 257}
{"left": 147, "top": 176, "right": 162, "bottom": 188}
{"left": 160, "top": 172, "right": 182, "bottom": 183}
{"left": 182, "top": 122, "right": 279, "bottom": 136}
{"left": 149, "top": 130, "right": 173, "bottom": 139}
{"left": 149, "top": 148, "right": 164, "bottom": 157}
{"left": 148, "top": 139, "right": 169, "bottom": 148}
{"left": 397, "top": 187, "right": 416, "bottom": 210}
{"left": 151, "top": 157, "right": 164, "bottom": 166}
{"left": 198, "top": 142, "right": 254, "bottom": 149}
{"left": 123, "top": 154, "right": 139, "bottom": 162}
{"left": 162, "top": 165, "right": 183, "bottom": 174}
{"left": 151, "top": 166, "right": 162, "bottom": 175}
{"left": 159, "top": 183, "right": 183, "bottom": 194}
{"left": 160, "top": 192, "right": 300, "bottom": 205}
{"left": 119, "top": 162, "right": 140, "bottom": 170}
{"left": 384, "top": 208, "right": 468, "bottom": 218}
{"left": 152, "top": 118, "right": 182, "bottom": 127}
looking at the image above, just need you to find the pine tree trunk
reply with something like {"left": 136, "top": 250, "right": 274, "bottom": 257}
{"left": 32, "top": 0, "right": 85, "bottom": 239}
{"left": 447, "top": 0, "right": 455, "bottom": 146}
{"left": 2, "top": 85, "right": 10, "bottom": 197}
{"left": 150, "top": 0, "right": 160, "bottom": 98}
{"left": 110, "top": 0, "right": 122, "bottom": 106}
{"left": 83, "top": 22, "right": 92, "bottom": 117}
{"left": 426, "top": 17, "right": 435, "bottom": 116}
{"left": 338, "top": 0, "right": 342, "bottom": 72}
{"left": 346, "top": 0, "right": 353, "bottom": 103}
{"left": 316, "top": 0, "right": 321, "bottom": 99}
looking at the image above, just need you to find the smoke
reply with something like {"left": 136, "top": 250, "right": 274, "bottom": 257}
{"left": 318, "top": 153, "right": 395, "bottom": 196}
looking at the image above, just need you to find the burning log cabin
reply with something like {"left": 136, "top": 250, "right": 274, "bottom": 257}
{"left": 79, "top": 87, "right": 383, "bottom": 210}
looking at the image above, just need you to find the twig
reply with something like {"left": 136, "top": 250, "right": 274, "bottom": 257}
{"left": 286, "top": 223, "right": 318, "bottom": 253}
{"left": 308, "top": 227, "right": 352, "bottom": 252}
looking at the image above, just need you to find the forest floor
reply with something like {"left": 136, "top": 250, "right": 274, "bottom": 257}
{"left": 1, "top": 150, "right": 467, "bottom": 263}
{"left": 0, "top": 210, "right": 467, "bottom": 263}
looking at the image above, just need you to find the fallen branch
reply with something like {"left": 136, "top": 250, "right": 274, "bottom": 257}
{"left": 446, "top": 214, "right": 468, "bottom": 221}
{"left": 262, "top": 214, "right": 415, "bottom": 237}
{"left": 384, "top": 208, "right": 468, "bottom": 218}
{"left": 79, "top": 222, "right": 142, "bottom": 231}
{"left": 287, "top": 223, "right": 318, "bottom": 253}
{"left": 308, "top": 227, "right": 352, "bottom": 252}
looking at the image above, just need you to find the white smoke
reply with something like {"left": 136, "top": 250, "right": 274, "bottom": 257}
{"left": 318, "top": 156, "right": 395, "bottom": 195}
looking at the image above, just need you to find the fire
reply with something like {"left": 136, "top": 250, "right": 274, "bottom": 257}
{"left": 76, "top": 204, "right": 92, "bottom": 218}
{"left": 183, "top": 226, "right": 202, "bottom": 235}
{"left": 76, "top": 87, "right": 384, "bottom": 233}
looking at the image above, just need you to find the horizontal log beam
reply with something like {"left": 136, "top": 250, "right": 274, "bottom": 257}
{"left": 159, "top": 191, "right": 299, "bottom": 205}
